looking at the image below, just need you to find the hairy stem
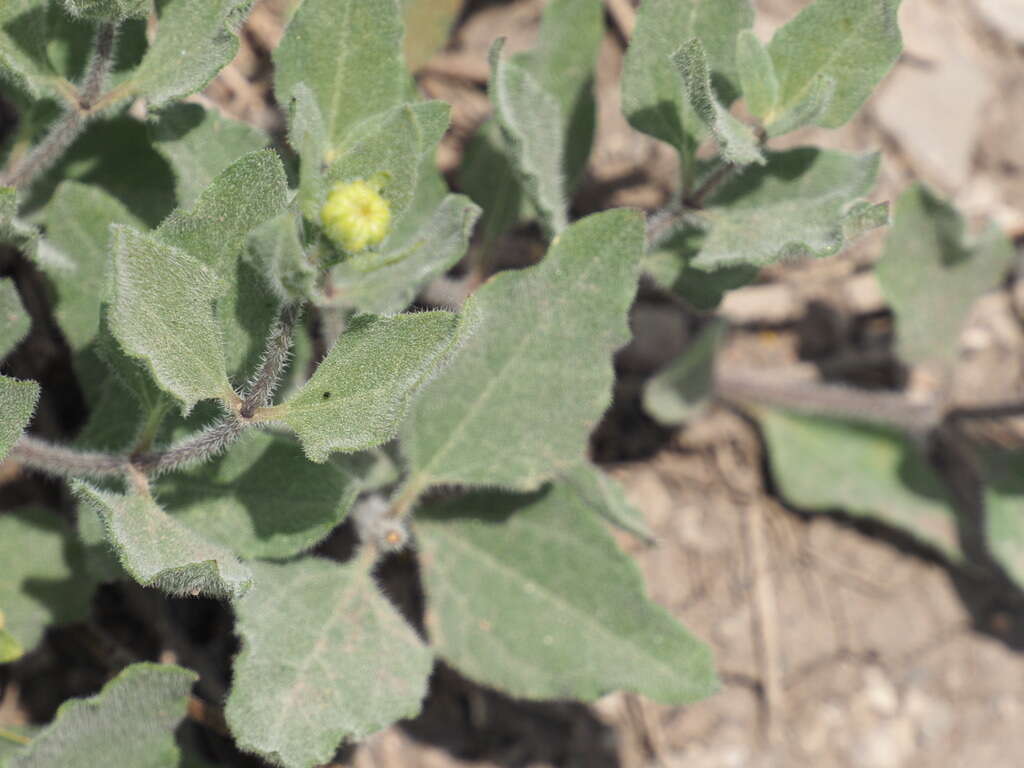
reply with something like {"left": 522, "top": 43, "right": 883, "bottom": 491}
{"left": 239, "top": 302, "right": 302, "bottom": 418}
{"left": 6, "top": 304, "right": 301, "bottom": 481}
{"left": 11, "top": 436, "right": 129, "bottom": 478}
{"left": 132, "top": 417, "right": 245, "bottom": 476}
{"left": 0, "top": 23, "right": 117, "bottom": 190}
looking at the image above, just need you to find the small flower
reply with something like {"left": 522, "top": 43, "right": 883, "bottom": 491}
{"left": 320, "top": 178, "right": 392, "bottom": 253}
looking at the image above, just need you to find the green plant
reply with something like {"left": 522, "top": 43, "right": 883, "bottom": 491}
{"left": 0, "top": 0, "right": 917, "bottom": 765}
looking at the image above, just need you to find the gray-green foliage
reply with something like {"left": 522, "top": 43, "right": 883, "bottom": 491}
{"left": 107, "top": 150, "right": 287, "bottom": 411}
{"left": 329, "top": 194, "right": 480, "bottom": 314}
{"left": 43, "top": 182, "right": 141, "bottom": 351}
{"left": 74, "top": 483, "right": 254, "bottom": 600}
{"left": 877, "top": 184, "right": 1014, "bottom": 366}
{"left": 154, "top": 431, "right": 367, "bottom": 559}
{"left": 59, "top": 0, "right": 148, "bottom": 21}
{"left": 7, "top": 663, "right": 196, "bottom": 768}
{"left": 560, "top": 461, "right": 655, "bottom": 542}
{"left": 416, "top": 482, "right": 716, "bottom": 703}
{"left": 0, "top": 0, "right": 90, "bottom": 99}
{"left": 0, "top": 376, "right": 39, "bottom": 462}
{"left": 460, "top": 0, "right": 603, "bottom": 243}
{"left": 488, "top": 39, "right": 568, "bottom": 236}
{"left": 644, "top": 320, "right": 724, "bottom": 426}
{"left": 0, "top": 508, "right": 95, "bottom": 658}
{"left": 0, "top": 0, "right": 921, "bottom": 758}
{"left": 401, "top": 210, "right": 644, "bottom": 491}
{"left": 735, "top": 29, "right": 777, "bottom": 120}
{"left": 274, "top": 0, "right": 407, "bottom": 149}
{"left": 127, "top": 0, "right": 256, "bottom": 110}
{"left": 324, "top": 102, "right": 450, "bottom": 240}
{"left": 672, "top": 39, "right": 763, "bottom": 167}
{"left": 108, "top": 225, "right": 233, "bottom": 412}
{"left": 151, "top": 103, "right": 269, "bottom": 209}
{"left": 979, "top": 451, "right": 1024, "bottom": 588}
{"left": 226, "top": 558, "right": 433, "bottom": 768}
{"left": 157, "top": 150, "right": 287, "bottom": 277}
{"left": 0, "top": 279, "right": 30, "bottom": 359}
{"left": 622, "top": 0, "right": 752, "bottom": 179}
{"left": 767, "top": 0, "right": 901, "bottom": 129}
{"left": 757, "top": 408, "right": 960, "bottom": 556}
{"left": 692, "top": 149, "right": 886, "bottom": 269}
{"left": 278, "top": 311, "right": 460, "bottom": 461}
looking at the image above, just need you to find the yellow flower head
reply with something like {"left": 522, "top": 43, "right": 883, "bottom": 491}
{"left": 320, "top": 178, "right": 391, "bottom": 253}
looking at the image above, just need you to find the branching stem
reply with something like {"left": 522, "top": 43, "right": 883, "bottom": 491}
{"left": 0, "top": 23, "right": 118, "bottom": 190}
{"left": 6, "top": 304, "right": 302, "bottom": 481}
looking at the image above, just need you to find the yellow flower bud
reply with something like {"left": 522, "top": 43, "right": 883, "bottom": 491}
{"left": 320, "top": 179, "right": 391, "bottom": 253}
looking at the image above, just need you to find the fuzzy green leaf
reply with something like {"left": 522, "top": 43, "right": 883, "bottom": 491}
{"left": 151, "top": 103, "right": 269, "bottom": 209}
{"left": 402, "top": 0, "right": 461, "bottom": 71}
{"left": 278, "top": 311, "right": 460, "bottom": 462}
{"left": 274, "top": 0, "right": 407, "bottom": 149}
{"left": 460, "top": 0, "right": 601, "bottom": 242}
{"left": 128, "top": 0, "right": 255, "bottom": 110}
{"left": 284, "top": 82, "right": 330, "bottom": 221}
{"left": 644, "top": 320, "right": 724, "bottom": 426}
{"left": 516, "top": 0, "right": 603, "bottom": 188}
{"left": 767, "top": 0, "right": 902, "bottom": 129}
{"left": 765, "top": 72, "right": 835, "bottom": 137}
{"left": 692, "top": 148, "right": 882, "bottom": 269}
{"left": 488, "top": 39, "right": 567, "bottom": 236}
{"left": 978, "top": 451, "right": 1024, "bottom": 589}
{"left": 0, "top": 508, "right": 95, "bottom": 657}
{"left": 401, "top": 209, "right": 643, "bottom": 491}
{"left": 0, "top": 1, "right": 91, "bottom": 99}
{"left": 0, "top": 376, "right": 39, "bottom": 462}
{"left": 248, "top": 212, "right": 316, "bottom": 302}
{"left": 154, "top": 432, "right": 366, "bottom": 560}
{"left": 458, "top": 120, "right": 527, "bottom": 245}
{"left": 758, "top": 408, "right": 960, "bottom": 555}
{"left": 43, "top": 182, "right": 143, "bottom": 351}
{"left": 216, "top": 253, "right": 280, "bottom": 381}
{"left": 59, "top": 0, "right": 148, "bottom": 21}
{"left": 20, "top": 116, "right": 177, "bottom": 228}
{"left": 156, "top": 150, "right": 288, "bottom": 279}
{"left": 644, "top": 240, "right": 759, "bottom": 310}
{"left": 673, "top": 39, "right": 763, "bottom": 166}
{"left": 226, "top": 558, "right": 433, "bottom": 768}
{"left": 108, "top": 225, "right": 232, "bottom": 412}
{"left": 560, "top": 461, "right": 655, "bottom": 542}
{"left": 325, "top": 101, "right": 450, "bottom": 240}
{"left": 74, "top": 483, "right": 253, "bottom": 600}
{"left": 417, "top": 483, "right": 717, "bottom": 703}
{"left": 622, "top": 0, "right": 752, "bottom": 167}
{"left": 329, "top": 195, "right": 480, "bottom": 314}
{"left": 7, "top": 663, "right": 196, "bottom": 768}
{"left": 0, "top": 279, "right": 29, "bottom": 360}
{"left": 735, "top": 29, "right": 778, "bottom": 119}
{"left": 877, "top": 184, "right": 1014, "bottom": 366}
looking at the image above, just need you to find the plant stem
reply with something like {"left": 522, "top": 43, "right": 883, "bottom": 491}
{"left": 239, "top": 302, "right": 302, "bottom": 418}
{"left": 11, "top": 436, "right": 129, "bottom": 478}
{"left": 387, "top": 473, "right": 429, "bottom": 520}
{"left": 6, "top": 304, "right": 302, "bottom": 481}
{"left": 0, "top": 23, "right": 118, "bottom": 190}
{"left": 686, "top": 160, "right": 736, "bottom": 208}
